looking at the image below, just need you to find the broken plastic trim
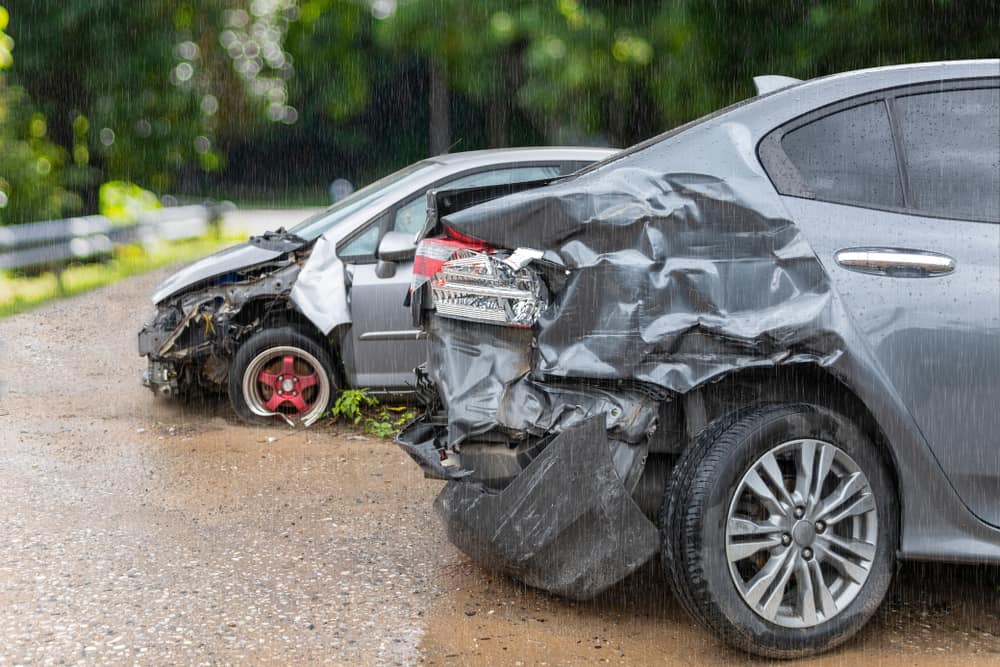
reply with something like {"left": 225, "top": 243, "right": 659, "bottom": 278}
{"left": 431, "top": 249, "right": 547, "bottom": 328}
{"left": 429, "top": 416, "right": 660, "bottom": 600}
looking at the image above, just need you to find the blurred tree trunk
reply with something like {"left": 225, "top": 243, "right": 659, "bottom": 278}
{"left": 486, "top": 48, "right": 518, "bottom": 148}
{"left": 487, "top": 101, "right": 509, "bottom": 148}
{"left": 429, "top": 59, "right": 450, "bottom": 155}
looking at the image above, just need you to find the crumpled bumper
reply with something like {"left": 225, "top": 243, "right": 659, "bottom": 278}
{"left": 402, "top": 416, "right": 660, "bottom": 600}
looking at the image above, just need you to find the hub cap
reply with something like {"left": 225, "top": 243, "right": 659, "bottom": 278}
{"left": 725, "top": 439, "right": 878, "bottom": 628}
{"left": 242, "top": 346, "right": 330, "bottom": 424}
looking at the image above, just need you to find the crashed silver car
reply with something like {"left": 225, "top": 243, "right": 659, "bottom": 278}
{"left": 398, "top": 60, "right": 1000, "bottom": 657}
{"left": 138, "top": 148, "right": 613, "bottom": 425}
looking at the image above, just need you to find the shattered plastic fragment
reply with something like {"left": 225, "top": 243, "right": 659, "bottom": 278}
{"left": 502, "top": 247, "right": 544, "bottom": 270}
{"left": 433, "top": 417, "right": 660, "bottom": 599}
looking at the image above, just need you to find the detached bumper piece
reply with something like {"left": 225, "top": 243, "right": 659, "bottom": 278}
{"left": 431, "top": 416, "right": 660, "bottom": 600}
{"left": 396, "top": 419, "right": 471, "bottom": 481}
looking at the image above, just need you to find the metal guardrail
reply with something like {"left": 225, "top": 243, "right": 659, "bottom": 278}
{"left": 0, "top": 204, "right": 229, "bottom": 273}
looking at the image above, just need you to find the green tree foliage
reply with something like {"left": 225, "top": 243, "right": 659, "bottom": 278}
{"left": 3, "top": 0, "right": 309, "bottom": 197}
{"left": 374, "top": 0, "right": 997, "bottom": 147}
{"left": 647, "top": 0, "right": 1000, "bottom": 128}
{"left": 0, "top": 5, "right": 76, "bottom": 224}
{"left": 6, "top": 1, "right": 239, "bottom": 196}
{"left": 373, "top": 1, "right": 662, "bottom": 147}
{"left": 0, "top": 0, "right": 996, "bottom": 222}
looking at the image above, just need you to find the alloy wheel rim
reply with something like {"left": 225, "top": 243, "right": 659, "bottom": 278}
{"left": 725, "top": 438, "right": 878, "bottom": 629}
{"left": 242, "top": 346, "right": 330, "bottom": 423}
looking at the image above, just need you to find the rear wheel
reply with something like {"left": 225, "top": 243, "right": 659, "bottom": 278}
{"left": 661, "top": 402, "right": 896, "bottom": 658}
{"left": 228, "top": 327, "right": 336, "bottom": 426}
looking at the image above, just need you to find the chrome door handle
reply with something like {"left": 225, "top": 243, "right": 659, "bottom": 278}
{"left": 834, "top": 248, "right": 956, "bottom": 277}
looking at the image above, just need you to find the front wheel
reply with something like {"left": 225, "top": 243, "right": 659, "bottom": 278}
{"left": 661, "top": 402, "right": 897, "bottom": 658}
{"left": 228, "top": 327, "right": 336, "bottom": 426}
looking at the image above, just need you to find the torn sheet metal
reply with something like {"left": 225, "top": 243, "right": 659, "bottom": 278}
{"left": 427, "top": 316, "right": 660, "bottom": 446}
{"left": 436, "top": 121, "right": 844, "bottom": 397}
{"left": 433, "top": 416, "right": 660, "bottom": 600}
{"left": 289, "top": 234, "right": 352, "bottom": 334}
{"left": 150, "top": 231, "right": 309, "bottom": 305}
{"left": 399, "top": 119, "right": 854, "bottom": 599}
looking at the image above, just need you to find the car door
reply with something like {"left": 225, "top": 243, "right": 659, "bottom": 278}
{"left": 760, "top": 80, "right": 1000, "bottom": 526}
{"left": 341, "top": 162, "right": 580, "bottom": 390}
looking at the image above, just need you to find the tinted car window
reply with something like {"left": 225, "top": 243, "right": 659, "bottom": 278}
{"left": 339, "top": 164, "right": 565, "bottom": 261}
{"left": 447, "top": 165, "right": 561, "bottom": 189}
{"left": 391, "top": 165, "right": 562, "bottom": 236}
{"left": 895, "top": 87, "right": 1000, "bottom": 221}
{"left": 392, "top": 197, "right": 430, "bottom": 236}
{"left": 781, "top": 100, "right": 903, "bottom": 208}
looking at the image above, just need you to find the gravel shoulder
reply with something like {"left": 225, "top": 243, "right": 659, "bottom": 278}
{"left": 0, "top": 268, "right": 442, "bottom": 665}
{"left": 0, "top": 265, "right": 997, "bottom": 665}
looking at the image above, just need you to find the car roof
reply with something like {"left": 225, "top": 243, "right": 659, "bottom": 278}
{"left": 746, "top": 59, "right": 999, "bottom": 129}
{"left": 424, "top": 146, "right": 618, "bottom": 169}
{"left": 582, "top": 59, "right": 998, "bottom": 173}
{"left": 762, "top": 59, "right": 998, "bottom": 97}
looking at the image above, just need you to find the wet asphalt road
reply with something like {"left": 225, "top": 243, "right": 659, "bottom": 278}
{"left": 0, "top": 232, "right": 998, "bottom": 665}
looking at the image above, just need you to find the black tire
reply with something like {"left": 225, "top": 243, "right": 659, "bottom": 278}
{"left": 660, "top": 402, "right": 897, "bottom": 659}
{"left": 228, "top": 326, "right": 338, "bottom": 426}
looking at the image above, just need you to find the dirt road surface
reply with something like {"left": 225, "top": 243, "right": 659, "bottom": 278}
{"left": 1, "top": 259, "right": 998, "bottom": 665}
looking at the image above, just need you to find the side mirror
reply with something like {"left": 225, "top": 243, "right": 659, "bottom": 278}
{"left": 377, "top": 231, "right": 417, "bottom": 262}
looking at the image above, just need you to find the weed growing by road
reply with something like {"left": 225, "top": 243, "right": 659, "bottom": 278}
{"left": 330, "top": 388, "right": 414, "bottom": 438}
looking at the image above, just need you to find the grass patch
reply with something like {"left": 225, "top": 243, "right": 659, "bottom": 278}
{"left": 0, "top": 234, "right": 243, "bottom": 318}
{"left": 328, "top": 388, "right": 415, "bottom": 438}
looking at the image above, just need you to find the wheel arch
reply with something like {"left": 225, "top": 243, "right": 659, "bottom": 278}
{"left": 230, "top": 297, "right": 347, "bottom": 388}
{"left": 678, "top": 364, "right": 902, "bottom": 532}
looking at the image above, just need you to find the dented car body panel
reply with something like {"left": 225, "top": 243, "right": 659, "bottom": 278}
{"left": 148, "top": 234, "right": 309, "bottom": 305}
{"left": 138, "top": 250, "right": 308, "bottom": 396}
{"left": 397, "top": 61, "right": 1000, "bottom": 599}
{"left": 138, "top": 147, "right": 614, "bottom": 408}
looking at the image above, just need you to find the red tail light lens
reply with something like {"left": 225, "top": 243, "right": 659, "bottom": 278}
{"left": 412, "top": 237, "right": 491, "bottom": 286}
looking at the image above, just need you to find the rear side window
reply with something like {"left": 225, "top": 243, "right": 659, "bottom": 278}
{"left": 391, "top": 164, "right": 563, "bottom": 236}
{"left": 446, "top": 165, "right": 562, "bottom": 189}
{"left": 894, "top": 88, "right": 1000, "bottom": 222}
{"left": 780, "top": 101, "right": 903, "bottom": 208}
{"left": 338, "top": 164, "right": 565, "bottom": 262}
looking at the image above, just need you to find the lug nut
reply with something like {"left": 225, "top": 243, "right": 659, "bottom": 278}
{"left": 815, "top": 520, "right": 826, "bottom": 533}
{"left": 278, "top": 375, "right": 284, "bottom": 381}
{"left": 293, "top": 377, "right": 299, "bottom": 383}
{"left": 292, "top": 391, "right": 297, "bottom": 396}
{"left": 794, "top": 506, "right": 805, "bottom": 519}
{"left": 802, "top": 547, "right": 813, "bottom": 560}
{"left": 781, "top": 533, "right": 792, "bottom": 546}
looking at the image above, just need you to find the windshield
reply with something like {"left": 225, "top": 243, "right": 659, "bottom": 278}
{"left": 290, "top": 161, "right": 437, "bottom": 240}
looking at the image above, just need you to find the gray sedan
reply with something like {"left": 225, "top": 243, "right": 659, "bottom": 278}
{"left": 138, "top": 147, "right": 615, "bottom": 425}
{"left": 397, "top": 60, "right": 999, "bottom": 657}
